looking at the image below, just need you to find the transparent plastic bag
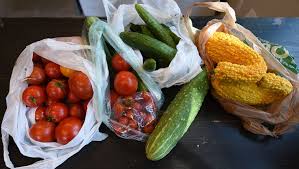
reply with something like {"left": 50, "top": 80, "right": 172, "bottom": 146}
{"left": 87, "top": 18, "right": 163, "bottom": 141}
{"left": 1, "top": 37, "right": 107, "bottom": 169}
{"left": 102, "top": 0, "right": 203, "bottom": 88}
{"left": 185, "top": 2, "right": 299, "bottom": 136}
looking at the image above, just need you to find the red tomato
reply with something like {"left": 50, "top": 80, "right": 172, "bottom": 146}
{"left": 124, "top": 110, "right": 134, "bottom": 119}
{"left": 114, "top": 71, "right": 138, "bottom": 96}
{"left": 45, "top": 97, "right": 57, "bottom": 106}
{"left": 69, "top": 72, "right": 93, "bottom": 100}
{"left": 112, "top": 123, "right": 126, "bottom": 135}
{"left": 29, "top": 121, "right": 56, "bottom": 142}
{"left": 55, "top": 117, "right": 83, "bottom": 145}
{"left": 46, "top": 79, "right": 68, "bottom": 100}
{"left": 118, "top": 116, "right": 129, "bottom": 126}
{"left": 34, "top": 63, "right": 44, "bottom": 69}
{"left": 144, "top": 114, "right": 155, "bottom": 125}
{"left": 45, "top": 102, "right": 69, "bottom": 123}
{"left": 143, "top": 123, "right": 154, "bottom": 134}
{"left": 41, "top": 57, "right": 50, "bottom": 65}
{"left": 110, "top": 90, "right": 119, "bottom": 106}
{"left": 113, "top": 103, "right": 125, "bottom": 120}
{"left": 22, "top": 85, "right": 46, "bottom": 107}
{"left": 67, "top": 90, "right": 80, "bottom": 103}
{"left": 128, "top": 120, "right": 138, "bottom": 129}
{"left": 27, "top": 66, "right": 46, "bottom": 85}
{"left": 32, "top": 53, "right": 41, "bottom": 62}
{"left": 35, "top": 106, "right": 46, "bottom": 122}
{"left": 132, "top": 102, "right": 142, "bottom": 112}
{"left": 82, "top": 100, "right": 90, "bottom": 112}
{"left": 69, "top": 103, "right": 85, "bottom": 120}
{"left": 45, "top": 62, "right": 62, "bottom": 79}
{"left": 111, "top": 54, "right": 130, "bottom": 71}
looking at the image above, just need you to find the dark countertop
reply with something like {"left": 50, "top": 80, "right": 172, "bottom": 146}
{"left": 0, "top": 17, "right": 299, "bottom": 169}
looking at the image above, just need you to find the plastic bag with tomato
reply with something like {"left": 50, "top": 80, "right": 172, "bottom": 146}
{"left": 87, "top": 19, "right": 164, "bottom": 141}
{"left": 1, "top": 37, "right": 107, "bottom": 169}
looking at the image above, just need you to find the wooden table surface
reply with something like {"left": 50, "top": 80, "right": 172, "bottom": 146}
{"left": 0, "top": 17, "right": 299, "bottom": 169}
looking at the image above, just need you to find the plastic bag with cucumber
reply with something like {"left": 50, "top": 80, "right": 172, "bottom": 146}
{"left": 85, "top": 17, "right": 164, "bottom": 141}
{"left": 102, "top": 0, "right": 203, "bottom": 88}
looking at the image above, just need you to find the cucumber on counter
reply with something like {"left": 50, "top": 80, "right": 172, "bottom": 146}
{"left": 145, "top": 69, "right": 209, "bottom": 161}
{"left": 135, "top": 4, "right": 176, "bottom": 48}
{"left": 120, "top": 32, "right": 177, "bottom": 65}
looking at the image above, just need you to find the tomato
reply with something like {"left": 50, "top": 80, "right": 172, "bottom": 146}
{"left": 55, "top": 117, "right": 83, "bottom": 145}
{"left": 110, "top": 90, "right": 119, "bottom": 106}
{"left": 41, "top": 57, "right": 50, "bottom": 65}
{"left": 32, "top": 53, "right": 41, "bottom": 62}
{"left": 128, "top": 120, "right": 138, "bottom": 129}
{"left": 46, "top": 79, "right": 68, "bottom": 100}
{"left": 144, "top": 113, "right": 155, "bottom": 125}
{"left": 45, "top": 97, "right": 57, "bottom": 106}
{"left": 143, "top": 123, "right": 154, "bottom": 134}
{"left": 124, "top": 110, "right": 134, "bottom": 119}
{"left": 67, "top": 90, "right": 80, "bottom": 103}
{"left": 118, "top": 116, "right": 129, "bottom": 126}
{"left": 113, "top": 103, "right": 125, "bottom": 119}
{"left": 45, "top": 102, "right": 69, "bottom": 123}
{"left": 29, "top": 121, "right": 56, "bottom": 142}
{"left": 22, "top": 85, "right": 46, "bottom": 107}
{"left": 69, "top": 72, "right": 93, "bottom": 100}
{"left": 35, "top": 106, "right": 46, "bottom": 122}
{"left": 111, "top": 54, "right": 130, "bottom": 71}
{"left": 132, "top": 102, "right": 142, "bottom": 112}
{"left": 60, "top": 66, "right": 76, "bottom": 78}
{"left": 112, "top": 123, "right": 126, "bottom": 135}
{"left": 114, "top": 71, "right": 138, "bottom": 96}
{"left": 34, "top": 63, "right": 43, "bottom": 69}
{"left": 82, "top": 100, "right": 90, "bottom": 112}
{"left": 27, "top": 66, "right": 46, "bottom": 85}
{"left": 45, "top": 62, "right": 62, "bottom": 79}
{"left": 69, "top": 103, "right": 85, "bottom": 120}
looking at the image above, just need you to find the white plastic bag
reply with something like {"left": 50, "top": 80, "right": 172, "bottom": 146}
{"left": 1, "top": 37, "right": 107, "bottom": 169}
{"left": 87, "top": 18, "right": 163, "bottom": 141}
{"left": 102, "top": 0, "right": 203, "bottom": 88}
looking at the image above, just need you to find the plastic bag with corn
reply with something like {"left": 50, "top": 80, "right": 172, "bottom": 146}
{"left": 184, "top": 2, "right": 299, "bottom": 136}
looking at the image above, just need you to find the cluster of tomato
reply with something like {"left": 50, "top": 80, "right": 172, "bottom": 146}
{"left": 109, "top": 54, "right": 157, "bottom": 136}
{"left": 22, "top": 53, "right": 93, "bottom": 145}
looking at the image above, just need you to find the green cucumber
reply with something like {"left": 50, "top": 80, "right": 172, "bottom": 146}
{"left": 143, "top": 58, "right": 156, "bottom": 71}
{"left": 130, "top": 23, "right": 141, "bottom": 32}
{"left": 120, "top": 32, "right": 176, "bottom": 65}
{"left": 135, "top": 4, "right": 176, "bottom": 48}
{"left": 145, "top": 69, "right": 209, "bottom": 161}
{"left": 140, "top": 25, "right": 154, "bottom": 38}
{"left": 162, "top": 24, "right": 180, "bottom": 45}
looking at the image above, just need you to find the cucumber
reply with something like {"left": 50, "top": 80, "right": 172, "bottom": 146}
{"left": 162, "top": 24, "right": 180, "bottom": 45}
{"left": 143, "top": 58, "right": 156, "bottom": 71}
{"left": 145, "top": 69, "right": 209, "bottom": 161}
{"left": 130, "top": 23, "right": 141, "bottom": 32}
{"left": 140, "top": 25, "right": 154, "bottom": 38}
{"left": 135, "top": 4, "right": 176, "bottom": 48}
{"left": 120, "top": 32, "right": 177, "bottom": 65}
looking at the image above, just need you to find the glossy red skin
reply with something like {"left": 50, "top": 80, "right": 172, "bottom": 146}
{"left": 55, "top": 117, "right": 83, "bottom": 145}
{"left": 69, "top": 103, "right": 85, "bottom": 120}
{"left": 27, "top": 66, "right": 46, "bottom": 85}
{"left": 110, "top": 90, "right": 119, "bottom": 106}
{"left": 113, "top": 103, "right": 125, "bottom": 120}
{"left": 82, "top": 100, "right": 90, "bottom": 112}
{"left": 67, "top": 91, "right": 80, "bottom": 103}
{"left": 45, "top": 97, "right": 57, "bottom": 106}
{"left": 46, "top": 79, "right": 68, "bottom": 100}
{"left": 111, "top": 54, "right": 130, "bottom": 72}
{"left": 68, "top": 72, "right": 93, "bottom": 100}
{"left": 29, "top": 121, "right": 56, "bottom": 142}
{"left": 45, "top": 102, "right": 69, "bottom": 123}
{"left": 45, "top": 62, "right": 62, "bottom": 79}
{"left": 35, "top": 106, "right": 46, "bottom": 122}
{"left": 34, "top": 63, "right": 44, "bottom": 69}
{"left": 22, "top": 85, "right": 46, "bottom": 107}
{"left": 128, "top": 119, "right": 138, "bottom": 129}
{"left": 114, "top": 71, "right": 138, "bottom": 96}
{"left": 32, "top": 53, "right": 41, "bottom": 62}
{"left": 118, "top": 116, "right": 129, "bottom": 126}
{"left": 143, "top": 123, "right": 154, "bottom": 134}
